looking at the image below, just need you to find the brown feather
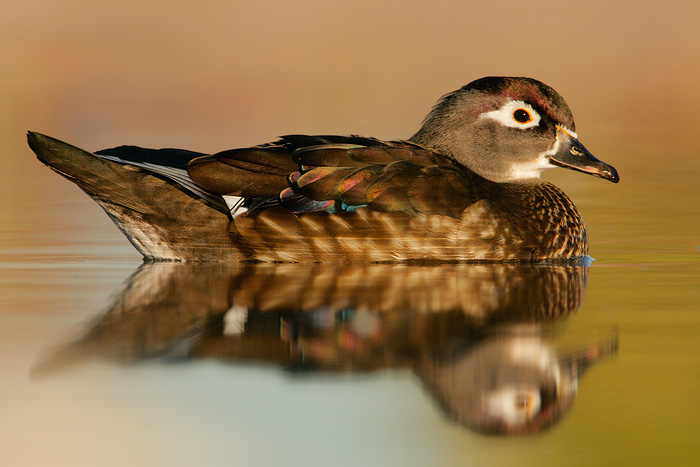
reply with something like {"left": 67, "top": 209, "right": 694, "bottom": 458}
{"left": 292, "top": 145, "right": 370, "bottom": 168}
{"left": 188, "top": 148, "right": 296, "bottom": 197}
{"left": 288, "top": 143, "right": 486, "bottom": 217}
{"left": 368, "top": 186, "right": 413, "bottom": 213}
{"left": 293, "top": 166, "right": 353, "bottom": 200}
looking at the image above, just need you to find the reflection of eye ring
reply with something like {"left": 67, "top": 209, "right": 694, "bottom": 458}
{"left": 513, "top": 108, "right": 533, "bottom": 124}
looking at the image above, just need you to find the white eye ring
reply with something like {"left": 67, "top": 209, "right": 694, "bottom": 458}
{"left": 479, "top": 100, "right": 541, "bottom": 129}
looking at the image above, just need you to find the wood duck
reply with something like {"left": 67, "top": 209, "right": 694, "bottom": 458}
{"left": 29, "top": 76, "right": 619, "bottom": 262}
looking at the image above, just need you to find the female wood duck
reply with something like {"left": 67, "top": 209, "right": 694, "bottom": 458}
{"left": 29, "top": 76, "right": 619, "bottom": 262}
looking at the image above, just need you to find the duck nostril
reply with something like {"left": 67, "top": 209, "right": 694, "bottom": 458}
{"left": 570, "top": 146, "right": 584, "bottom": 157}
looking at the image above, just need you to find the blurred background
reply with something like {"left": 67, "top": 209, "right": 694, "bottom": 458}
{"left": 1, "top": 1, "right": 699, "bottom": 466}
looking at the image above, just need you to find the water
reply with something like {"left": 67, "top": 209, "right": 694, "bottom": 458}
{"left": 2, "top": 254, "right": 697, "bottom": 466}
{"left": 3, "top": 2, "right": 700, "bottom": 465}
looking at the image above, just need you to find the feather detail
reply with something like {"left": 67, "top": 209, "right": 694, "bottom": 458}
{"left": 214, "top": 148, "right": 297, "bottom": 174}
{"left": 368, "top": 186, "right": 412, "bottom": 213}
{"left": 280, "top": 187, "right": 296, "bottom": 200}
{"left": 337, "top": 166, "right": 380, "bottom": 194}
{"left": 286, "top": 199, "right": 336, "bottom": 214}
{"left": 188, "top": 148, "right": 296, "bottom": 197}
{"left": 289, "top": 171, "right": 302, "bottom": 183}
{"left": 295, "top": 166, "right": 349, "bottom": 188}
{"left": 278, "top": 135, "right": 386, "bottom": 152}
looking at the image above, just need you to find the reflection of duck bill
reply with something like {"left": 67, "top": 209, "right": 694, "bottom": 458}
{"left": 560, "top": 333, "right": 620, "bottom": 378}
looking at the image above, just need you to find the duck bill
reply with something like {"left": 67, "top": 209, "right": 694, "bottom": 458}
{"left": 549, "top": 126, "right": 619, "bottom": 183}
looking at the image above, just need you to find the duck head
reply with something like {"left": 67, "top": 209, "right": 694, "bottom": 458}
{"left": 410, "top": 76, "right": 619, "bottom": 184}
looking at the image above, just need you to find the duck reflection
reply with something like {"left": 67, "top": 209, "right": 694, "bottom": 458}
{"left": 37, "top": 262, "right": 616, "bottom": 435}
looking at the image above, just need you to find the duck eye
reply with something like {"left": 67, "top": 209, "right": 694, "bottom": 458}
{"left": 480, "top": 100, "right": 541, "bottom": 129}
{"left": 513, "top": 108, "right": 533, "bottom": 124}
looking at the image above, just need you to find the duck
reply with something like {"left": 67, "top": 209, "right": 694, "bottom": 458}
{"left": 28, "top": 76, "right": 619, "bottom": 262}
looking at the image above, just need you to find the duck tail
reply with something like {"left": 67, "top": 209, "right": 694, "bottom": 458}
{"left": 27, "top": 132, "right": 240, "bottom": 261}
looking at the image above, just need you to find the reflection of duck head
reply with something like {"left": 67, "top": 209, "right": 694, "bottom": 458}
{"left": 34, "top": 261, "right": 616, "bottom": 435}
{"left": 416, "top": 327, "right": 617, "bottom": 435}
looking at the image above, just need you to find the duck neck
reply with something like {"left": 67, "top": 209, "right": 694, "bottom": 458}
{"left": 502, "top": 182, "right": 588, "bottom": 259}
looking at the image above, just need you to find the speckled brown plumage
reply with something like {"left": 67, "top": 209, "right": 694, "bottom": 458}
{"left": 228, "top": 183, "right": 586, "bottom": 262}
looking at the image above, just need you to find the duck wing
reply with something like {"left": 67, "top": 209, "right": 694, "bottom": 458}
{"left": 188, "top": 135, "right": 484, "bottom": 219}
